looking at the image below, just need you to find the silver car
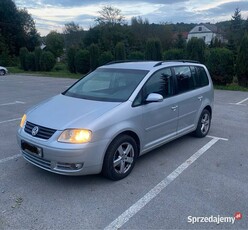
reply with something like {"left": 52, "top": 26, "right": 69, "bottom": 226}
{"left": 17, "top": 61, "right": 214, "bottom": 180}
{"left": 0, "top": 66, "right": 8, "bottom": 75}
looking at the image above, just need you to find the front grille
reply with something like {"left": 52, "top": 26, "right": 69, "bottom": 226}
{"left": 24, "top": 121, "right": 56, "bottom": 140}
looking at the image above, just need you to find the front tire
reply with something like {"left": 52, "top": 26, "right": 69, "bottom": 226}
{"left": 102, "top": 135, "right": 138, "bottom": 180}
{"left": 193, "top": 109, "right": 211, "bottom": 138}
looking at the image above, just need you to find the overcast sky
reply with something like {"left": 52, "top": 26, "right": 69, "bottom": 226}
{"left": 14, "top": 0, "right": 248, "bottom": 35}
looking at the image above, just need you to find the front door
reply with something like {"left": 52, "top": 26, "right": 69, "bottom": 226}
{"left": 140, "top": 68, "right": 179, "bottom": 152}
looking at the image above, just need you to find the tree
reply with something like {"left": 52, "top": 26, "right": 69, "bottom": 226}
{"left": 67, "top": 47, "right": 77, "bottom": 73}
{"left": 130, "top": 17, "right": 173, "bottom": 51}
{"left": 34, "top": 47, "right": 42, "bottom": 71}
{"left": 74, "top": 49, "right": 90, "bottom": 74}
{"left": 99, "top": 51, "right": 114, "bottom": 66}
{"left": 0, "top": 36, "right": 11, "bottom": 66}
{"left": 19, "top": 47, "right": 29, "bottom": 70}
{"left": 115, "top": 42, "right": 126, "bottom": 60}
{"left": 92, "top": 6, "right": 129, "bottom": 53}
{"left": 64, "top": 21, "right": 81, "bottom": 34}
{"left": 174, "top": 33, "right": 186, "bottom": 49}
{"left": 89, "top": 44, "right": 99, "bottom": 70}
{"left": 210, "top": 37, "right": 223, "bottom": 48}
{"left": 145, "top": 39, "right": 162, "bottom": 61}
{"left": 128, "top": 51, "right": 145, "bottom": 60}
{"left": 18, "top": 8, "right": 40, "bottom": 51}
{"left": 45, "top": 31, "right": 64, "bottom": 58}
{"left": 163, "top": 49, "right": 185, "bottom": 60}
{"left": 95, "top": 6, "right": 125, "bottom": 26}
{"left": 236, "top": 33, "right": 248, "bottom": 87}
{"left": 230, "top": 8, "right": 243, "bottom": 46}
{"left": 206, "top": 48, "right": 234, "bottom": 85}
{"left": 25, "top": 52, "right": 35, "bottom": 71}
{"left": 186, "top": 37, "right": 206, "bottom": 63}
{"left": 84, "top": 27, "right": 101, "bottom": 47}
{"left": 40, "top": 51, "right": 56, "bottom": 71}
{"left": 130, "top": 16, "right": 150, "bottom": 51}
{"left": 0, "top": 0, "right": 40, "bottom": 56}
{"left": 245, "top": 17, "right": 248, "bottom": 33}
{"left": 63, "top": 22, "right": 85, "bottom": 48}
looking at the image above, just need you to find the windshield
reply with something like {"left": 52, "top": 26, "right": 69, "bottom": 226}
{"left": 64, "top": 68, "right": 148, "bottom": 102}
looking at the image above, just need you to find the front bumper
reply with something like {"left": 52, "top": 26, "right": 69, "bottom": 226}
{"left": 17, "top": 128, "right": 109, "bottom": 176}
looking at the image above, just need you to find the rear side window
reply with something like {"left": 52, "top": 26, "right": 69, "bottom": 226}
{"left": 174, "top": 66, "right": 194, "bottom": 94}
{"left": 174, "top": 66, "right": 209, "bottom": 94}
{"left": 197, "top": 66, "right": 209, "bottom": 87}
{"left": 191, "top": 66, "right": 209, "bottom": 88}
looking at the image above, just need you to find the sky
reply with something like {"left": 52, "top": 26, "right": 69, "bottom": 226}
{"left": 14, "top": 0, "right": 248, "bottom": 36}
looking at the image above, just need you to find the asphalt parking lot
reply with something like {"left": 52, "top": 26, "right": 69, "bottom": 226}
{"left": 0, "top": 74, "right": 247, "bottom": 230}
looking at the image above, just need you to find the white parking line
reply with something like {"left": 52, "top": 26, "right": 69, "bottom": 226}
{"left": 229, "top": 97, "right": 248, "bottom": 106}
{"left": 0, "top": 101, "right": 25, "bottom": 106}
{"left": 104, "top": 136, "right": 228, "bottom": 230}
{"left": 207, "top": 135, "right": 228, "bottom": 141}
{"left": 236, "top": 97, "right": 248, "bottom": 105}
{"left": 0, "top": 153, "right": 22, "bottom": 164}
{"left": 0, "top": 118, "right": 21, "bottom": 124}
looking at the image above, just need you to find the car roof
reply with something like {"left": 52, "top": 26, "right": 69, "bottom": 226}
{"left": 99, "top": 60, "right": 203, "bottom": 71}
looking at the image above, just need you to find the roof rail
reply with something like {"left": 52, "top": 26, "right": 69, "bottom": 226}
{"left": 104, "top": 60, "right": 142, "bottom": 65}
{"left": 153, "top": 61, "right": 164, "bottom": 67}
{"left": 165, "top": 60, "right": 200, "bottom": 64}
{"left": 105, "top": 60, "right": 167, "bottom": 66}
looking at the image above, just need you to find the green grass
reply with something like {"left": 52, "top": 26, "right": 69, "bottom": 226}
{"left": 7, "top": 65, "right": 82, "bottom": 79}
{"left": 214, "top": 84, "right": 248, "bottom": 92}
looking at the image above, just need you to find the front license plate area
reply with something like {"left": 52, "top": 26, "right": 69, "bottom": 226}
{"left": 21, "top": 141, "right": 43, "bottom": 158}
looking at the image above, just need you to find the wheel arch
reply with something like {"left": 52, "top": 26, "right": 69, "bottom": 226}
{"left": 204, "top": 105, "right": 212, "bottom": 119}
{"left": 110, "top": 130, "right": 141, "bottom": 156}
{"left": 101, "top": 130, "right": 141, "bottom": 180}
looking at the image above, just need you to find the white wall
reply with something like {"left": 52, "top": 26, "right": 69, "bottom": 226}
{"left": 187, "top": 32, "right": 216, "bottom": 45}
{"left": 187, "top": 25, "right": 217, "bottom": 45}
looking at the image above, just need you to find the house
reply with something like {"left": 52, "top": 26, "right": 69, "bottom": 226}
{"left": 187, "top": 24, "right": 224, "bottom": 45}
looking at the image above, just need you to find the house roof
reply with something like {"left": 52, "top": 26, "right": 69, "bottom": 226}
{"left": 202, "top": 24, "right": 218, "bottom": 33}
{"left": 188, "top": 23, "right": 219, "bottom": 34}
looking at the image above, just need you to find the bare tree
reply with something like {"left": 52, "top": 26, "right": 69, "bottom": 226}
{"left": 95, "top": 6, "right": 125, "bottom": 26}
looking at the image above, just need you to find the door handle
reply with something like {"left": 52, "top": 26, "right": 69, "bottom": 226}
{"left": 198, "top": 96, "right": 203, "bottom": 101}
{"left": 171, "top": 106, "right": 178, "bottom": 111}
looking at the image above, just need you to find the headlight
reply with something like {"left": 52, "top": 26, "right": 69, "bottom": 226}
{"left": 20, "top": 114, "right": 27, "bottom": 128}
{"left": 58, "top": 129, "right": 92, "bottom": 143}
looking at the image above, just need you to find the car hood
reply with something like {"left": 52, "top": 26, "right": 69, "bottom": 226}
{"left": 27, "top": 94, "right": 121, "bottom": 130}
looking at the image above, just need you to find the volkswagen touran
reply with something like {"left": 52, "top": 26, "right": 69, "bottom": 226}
{"left": 17, "top": 61, "right": 214, "bottom": 180}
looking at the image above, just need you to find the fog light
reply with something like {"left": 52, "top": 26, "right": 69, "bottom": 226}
{"left": 75, "top": 163, "right": 83, "bottom": 169}
{"left": 37, "top": 147, "right": 43, "bottom": 157}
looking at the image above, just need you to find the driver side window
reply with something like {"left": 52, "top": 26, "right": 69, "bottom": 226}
{"left": 133, "top": 68, "right": 173, "bottom": 107}
{"left": 144, "top": 68, "right": 173, "bottom": 99}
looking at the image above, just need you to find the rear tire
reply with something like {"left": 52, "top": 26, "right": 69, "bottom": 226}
{"left": 102, "top": 135, "right": 138, "bottom": 180}
{"left": 193, "top": 109, "right": 211, "bottom": 138}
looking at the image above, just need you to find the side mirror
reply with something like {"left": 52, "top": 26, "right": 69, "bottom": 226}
{"left": 146, "top": 93, "right": 163, "bottom": 103}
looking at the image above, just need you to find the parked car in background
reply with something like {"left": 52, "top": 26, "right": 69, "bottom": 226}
{"left": 17, "top": 61, "right": 214, "bottom": 180}
{"left": 0, "top": 66, "right": 8, "bottom": 75}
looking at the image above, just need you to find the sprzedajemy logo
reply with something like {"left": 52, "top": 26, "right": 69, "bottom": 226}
{"left": 188, "top": 212, "right": 242, "bottom": 225}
